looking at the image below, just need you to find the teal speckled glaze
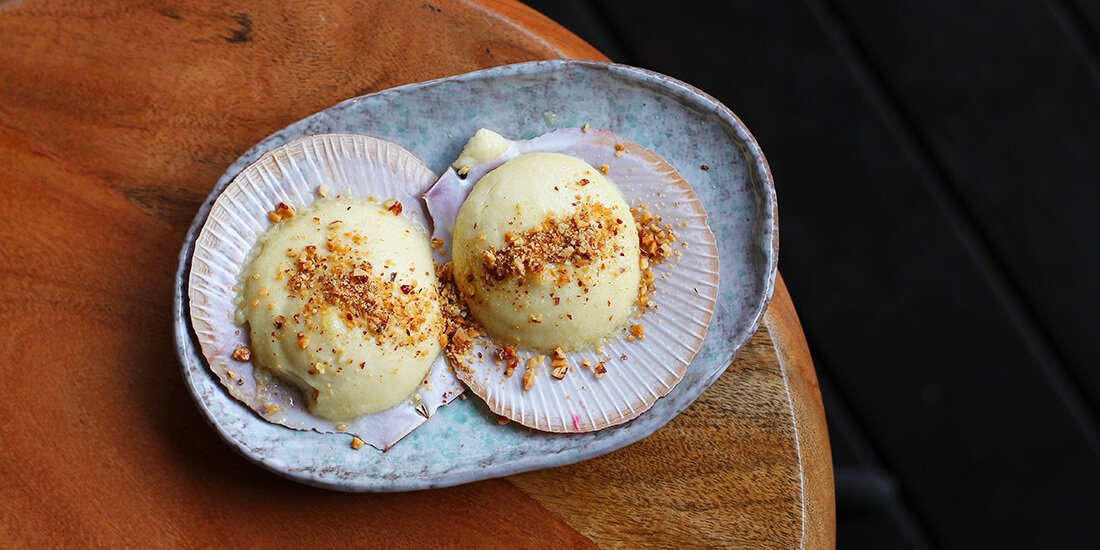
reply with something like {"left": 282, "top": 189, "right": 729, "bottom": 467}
{"left": 173, "top": 60, "right": 778, "bottom": 492}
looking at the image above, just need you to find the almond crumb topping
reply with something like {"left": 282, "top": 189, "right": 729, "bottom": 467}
{"left": 496, "top": 344, "right": 519, "bottom": 377}
{"left": 438, "top": 261, "right": 482, "bottom": 374}
{"left": 317, "top": 184, "right": 330, "bottom": 197}
{"left": 383, "top": 199, "right": 403, "bottom": 215}
{"left": 283, "top": 238, "right": 437, "bottom": 350}
{"left": 599, "top": 164, "right": 610, "bottom": 174}
{"left": 593, "top": 361, "right": 607, "bottom": 378}
{"left": 274, "top": 202, "right": 295, "bottom": 218}
{"left": 630, "top": 324, "right": 646, "bottom": 340}
{"left": 232, "top": 345, "right": 251, "bottom": 361}
{"left": 523, "top": 356, "right": 543, "bottom": 391}
{"left": 478, "top": 201, "right": 623, "bottom": 288}
{"left": 351, "top": 437, "right": 365, "bottom": 450}
{"left": 550, "top": 347, "right": 569, "bottom": 380}
{"left": 631, "top": 203, "right": 677, "bottom": 313}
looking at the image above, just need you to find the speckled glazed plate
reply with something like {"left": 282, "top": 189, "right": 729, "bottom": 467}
{"left": 173, "top": 60, "right": 778, "bottom": 491}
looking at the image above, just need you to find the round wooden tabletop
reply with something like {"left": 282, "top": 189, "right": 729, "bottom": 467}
{"left": 0, "top": 1, "right": 833, "bottom": 547}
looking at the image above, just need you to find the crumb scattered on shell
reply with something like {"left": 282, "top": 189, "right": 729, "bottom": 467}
{"left": 550, "top": 347, "right": 568, "bottom": 380}
{"left": 232, "top": 345, "right": 251, "bottom": 361}
{"left": 523, "top": 355, "right": 543, "bottom": 391}
{"left": 274, "top": 202, "right": 295, "bottom": 219}
{"left": 594, "top": 361, "right": 607, "bottom": 378}
{"left": 632, "top": 203, "right": 677, "bottom": 313}
{"left": 351, "top": 437, "right": 365, "bottom": 450}
{"left": 496, "top": 344, "right": 519, "bottom": 377}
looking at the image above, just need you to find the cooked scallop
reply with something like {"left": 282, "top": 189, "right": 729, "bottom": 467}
{"left": 425, "top": 128, "right": 720, "bottom": 432}
{"left": 189, "top": 134, "right": 464, "bottom": 450}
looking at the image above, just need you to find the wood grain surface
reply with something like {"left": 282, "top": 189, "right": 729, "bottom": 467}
{"left": 0, "top": 1, "right": 833, "bottom": 547}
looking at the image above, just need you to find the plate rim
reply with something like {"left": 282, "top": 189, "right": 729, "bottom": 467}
{"left": 173, "top": 59, "right": 779, "bottom": 492}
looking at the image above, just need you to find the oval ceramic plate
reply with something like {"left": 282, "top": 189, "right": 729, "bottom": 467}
{"left": 173, "top": 60, "right": 778, "bottom": 492}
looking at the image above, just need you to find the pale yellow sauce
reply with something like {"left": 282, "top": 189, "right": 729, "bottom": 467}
{"left": 241, "top": 198, "right": 442, "bottom": 421}
{"left": 452, "top": 152, "right": 642, "bottom": 352}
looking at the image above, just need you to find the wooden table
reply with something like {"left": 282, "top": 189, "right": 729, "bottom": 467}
{"left": 0, "top": 1, "right": 833, "bottom": 547}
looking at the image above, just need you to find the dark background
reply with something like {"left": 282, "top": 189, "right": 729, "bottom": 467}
{"left": 522, "top": 1, "right": 1100, "bottom": 548}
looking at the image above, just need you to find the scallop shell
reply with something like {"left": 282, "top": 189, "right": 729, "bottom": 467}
{"left": 425, "top": 128, "right": 719, "bottom": 432}
{"left": 188, "top": 134, "right": 464, "bottom": 450}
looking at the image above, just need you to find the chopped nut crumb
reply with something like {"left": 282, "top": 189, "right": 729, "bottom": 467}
{"left": 630, "top": 324, "right": 646, "bottom": 340}
{"left": 438, "top": 261, "right": 482, "bottom": 374}
{"left": 351, "top": 437, "right": 365, "bottom": 450}
{"left": 497, "top": 344, "right": 519, "bottom": 377}
{"left": 297, "top": 333, "right": 310, "bottom": 349}
{"left": 631, "top": 203, "right": 677, "bottom": 313}
{"left": 581, "top": 359, "right": 593, "bottom": 369}
{"left": 593, "top": 361, "right": 607, "bottom": 378}
{"left": 550, "top": 347, "right": 569, "bottom": 380}
{"left": 599, "top": 164, "right": 610, "bottom": 174}
{"left": 274, "top": 202, "right": 295, "bottom": 218}
{"left": 383, "top": 199, "right": 403, "bottom": 215}
{"left": 431, "top": 237, "right": 444, "bottom": 249}
{"left": 496, "top": 416, "right": 510, "bottom": 425}
{"left": 264, "top": 404, "right": 279, "bottom": 414}
{"left": 232, "top": 345, "right": 251, "bottom": 361}
{"left": 268, "top": 212, "right": 282, "bottom": 223}
{"left": 523, "top": 356, "right": 543, "bottom": 391}
{"left": 456, "top": 164, "right": 470, "bottom": 177}
{"left": 581, "top": 122, "right": 590, "bottom": 133}
{"left": 318, "top": 184, "right": 330, "bottom": 197}
{"left": 700, "top": 164, "right": 710, "bottom": 171}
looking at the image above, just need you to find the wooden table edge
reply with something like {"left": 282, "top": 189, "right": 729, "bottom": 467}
{"left": 766, "top": 274, "right": 836, "bottom": 549}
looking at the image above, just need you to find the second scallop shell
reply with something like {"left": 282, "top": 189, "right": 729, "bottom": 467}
{"left": 425, "top": 128, "right": 720, "bottom": 432}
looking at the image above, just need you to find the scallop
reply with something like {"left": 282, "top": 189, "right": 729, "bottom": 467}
{"left": 425, "top": 128, "right": 720, "bottom": 432}
{"left": 188, "top": 134, "right": 464, "bottom": 450}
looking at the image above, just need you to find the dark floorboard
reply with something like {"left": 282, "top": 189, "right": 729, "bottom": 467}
{"left": 523, "top": 1, "right": 1100, "bottom": 548}
{"left": 833, "top": 0, "right": 1100, "bottom": 443}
